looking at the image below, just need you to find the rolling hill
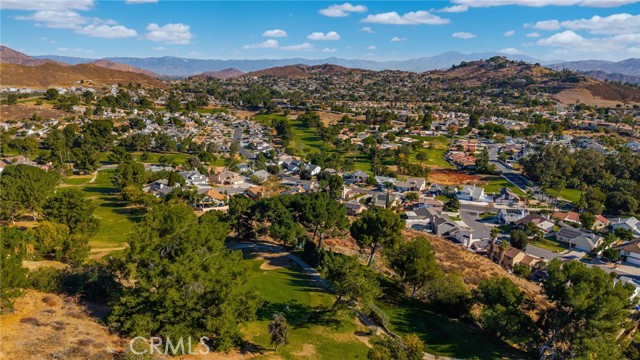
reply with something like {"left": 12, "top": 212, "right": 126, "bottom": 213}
{"left": 0, "top": 46, "right": 54, "bottom": 66}
{"left": 32, "top": 51, "right": 552, "bottom": 76}
{"left": 0, "top": 62, "right": 165, "bottom": 88}
{"left": 89, "top": 59, "right": 160, "bottom": 78}
{"left": 191, "top": 68, "right": 244, "bottom": 79}
{"left": 428, "top": 57, "right": 640, "bottom": 105}
{"left": 243, "top": 64, "right": 369, "bottom": 78}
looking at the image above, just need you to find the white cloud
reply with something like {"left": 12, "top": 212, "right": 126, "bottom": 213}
{"left": 321, "top": 48, "right": 338, "bottom": 53}
{"left": 499, "top": 47, "right": 523, "bottom": 55}
{"left": 362, "top": 11, "right": 450, "bottom": 25}
{"left": 360, "top": 26, "right": 375, "bottom": 33}
{"left": 16, "top": 10, "right": 136, "bottom": 39}
{"left": 307, "top": 31, "right": 341, "bottom": 41}
{"left": 262, "top": 29, "right": 287, "bottom": 37}
{"left": 153, "top": 46, "right": 167, "bottom": 51}
{"left": 282, "top": 42, "right": 315, "bottom": 51}
{"left": 436, "top": 5, "right": 469, "bottom": 12}
{"left": 536, "top": 30, "right": 640, "bottom": 58}
{"left": 16, "top": 10, "right": 88, "bottom": 29}
{"left": 530, "top": 19, "right": 561, "bottom": 30}
{"left": 504, "top": 30, "right": 515, "bottom": 37}
{"left": 319, "top": 3, "right": 367, "bottom": 17}
{"left": 526, "top": 32, "right": 541, "bottom": 37}
{"left": 1, "top": 0, "right": 94, "bottom": 11}
{"left": 391, "top": 36, "right": 406, "bottom": 42}
{"left": 77, "top": 24, "right": 137, "bottom": 38}
{"left": 125, "top": 0, "right": 158, "bottom": 3}
{"left": 451, "top": 0, "right": 640, "bottom": 8}
{"left": 243, "top": 39, "right": 279, "bottom": 49}
{"left": 145, "top": 23, "right": 192, "bottom": 44}
{"left": 367, "top": 45, "right": 377, "bottom": 50}
{"left": 560, "top": 13, "right": 640, "bottom": 34}
{"left": 452, "top": 32, "right": 477, "bottom": 39}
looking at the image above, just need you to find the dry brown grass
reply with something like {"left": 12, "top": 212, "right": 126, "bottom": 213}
{"left": 429, "top": 170, "right": 482, "bottom": 187}
{"left": 1, "top": 103, "right": 73, "bottom": 122}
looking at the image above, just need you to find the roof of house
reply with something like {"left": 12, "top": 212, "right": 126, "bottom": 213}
{"left": 504, "top": 247, "right": 524, "bottom": 259}
{"left": 553, "top": 211, "right": 580, "bottom": 223}
{"left": 557, "top": 227, "right": 602, "bottom": 249}
{"left": 514, "top": 214, "right": 548, "bottom": 226}
{"left": 616, "top": 240, "right": 640, "bottom": 254}
{"left": 204, "top": 189, "right": 226, "bottom": 201}
{"left": 557, "top": 227, "right": 583, "bottom": 239}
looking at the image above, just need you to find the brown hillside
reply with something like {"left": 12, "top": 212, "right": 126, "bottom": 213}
{"left": 192, "top": 68, "right": 245, "bottom": 79}
{"left": 91, "top": 59, "right": 160, "bottom": 78}
{"left": 0, "top": 62, "right": 165, "bottom": 88}
{"left": 0, "top": 45, "right": 54, "bottom": 66}
{"left": 244, "top": 63, "right": 370, "bottom": 78}
{"left": 428, "top": 57, "right": 640, "bottom": 106}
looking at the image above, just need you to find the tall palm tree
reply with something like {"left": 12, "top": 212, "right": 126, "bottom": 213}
{"left": 489, "top": 226, "right": 500, "bottom": 261}
{"left": 498, "top": 240, "right": 510, "bottom": 267}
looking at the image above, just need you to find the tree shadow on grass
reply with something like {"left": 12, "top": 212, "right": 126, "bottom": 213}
{"left": 83, "top": 186, "right": 115, "bottom": 195}
{"left": 257, "top": 301, "right": 341, "bottom": 329}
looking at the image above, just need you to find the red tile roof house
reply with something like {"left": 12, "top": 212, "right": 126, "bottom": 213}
{"left": 553, "top": 211, "right": 580, "bottom": 225}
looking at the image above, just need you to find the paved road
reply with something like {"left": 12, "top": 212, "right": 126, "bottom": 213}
{"left": 232, "top": 126, "right": 255, "bottom": 159}
{"left": 486, "top": 145, "right": 533, "bottom": 193}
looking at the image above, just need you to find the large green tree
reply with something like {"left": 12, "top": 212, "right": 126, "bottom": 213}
{"left": 109, "top": 205, "right": 261, "bottom": 351}
{"left": 322, "top": 254, "right": 381, "bottom": 311}
{"left": 43, "top": 188, "right": 99, "bottom": 237}
{"left": 113, "top": 160, "right": 147, "bottom": 190}
{"left": 0, "top": 227, "right": 28, "bottom": 312}
{"left": 0, "top": 164, "right": 58, "bottom": 222}
{"left": 389, "top": 237, "right": 439, "bottom": 298}
{"left": 350, "top": 207, "right": 404, "bottom": 266}
{"left": 476, "top": 277, "right": 537, "bottom": 349}
{"left": 540, "top": 259, "right": 636, "bottom": 359}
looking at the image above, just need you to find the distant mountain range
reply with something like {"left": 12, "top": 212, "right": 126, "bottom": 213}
{"left": 32, "top": 51, "right": 551, "bottom": 77}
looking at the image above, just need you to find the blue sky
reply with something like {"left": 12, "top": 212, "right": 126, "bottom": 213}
{"left": 1, "top": 0, "right": 639, "bottom": 61}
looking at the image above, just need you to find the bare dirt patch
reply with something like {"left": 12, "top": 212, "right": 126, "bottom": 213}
{"left": 258, "top": 253, "right": 291, "bottom": 270}
{"left": 0, "top": 290, "right": 122, "bottom": 360}
{"left": 1, "top": 103, "right": 73, "bottom": 122}
{"left": 293, "top": 343, "right": 317, "bottom": 357}
{"left": 22, "top": 260, "right": 68, "bottom": 271}
{"left": 429, "top": 170, "right": 482, "bottom": 187}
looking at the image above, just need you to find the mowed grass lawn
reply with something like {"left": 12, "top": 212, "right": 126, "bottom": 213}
{"left": 377, "top": 282, "right": 529, "bottom": 360}
{"left": 409, "top": 136, "right": 455, "bottom": 169}
{"left": 483, "top": 176, "right": 526, "bottom": 196}
{"left": 241, "top": 257, "right": 369, "bottom": 360}
{"left": 66, "top": 170, "right": 142, "bottom": 250}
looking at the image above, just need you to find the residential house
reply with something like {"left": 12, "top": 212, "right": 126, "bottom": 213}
{"left": 425, "top": 183, "right": 446, "bottom": 196}
{"left": 556, "top": 227, "right": 604, "bottom": 252}
{"left": 493, "top": 187, "right": 521, "bottom": 206}
{"left": 611, "top": 217, "right": 640, "bottom": 237}
{"left": 498, "top": 208, "right": 530, "bottom": 224}
{"left": 143, "top": 179, "right": 175, "bottom": 198}
{"left": 300, "top": 163, "right": 322, "bottom": 176}
{"left": 456, "top": 185, "right": 489, "bottom": 202}
{"left": 245, "top": 186, "right": 264, "bottom": 201}
{"left": 348, "top": 170, "right": 369, "bottom": 184}
{"left": 197, "top": 189, "right": 227, "bottom": 209}
{"left": 250, "top": 169, "right": 271, "bottom": 183}
{"left": 375, "top": 176, "right": 397, "bottom": 188}
{"left": 616, "top": 240, "right": 640, "bottom": 266}
{"left": 502, "top": 248, "right": 526, "bottom": 268}
{"left": 345, "top": 202, "right": 367, "bottom": 216}
{"left": 514, "top": 214, "right": 555, "bottom": 233}
{"left": 396, "top": 177, "right": 427, "bottom": 192}
{"left": 553, "top": 211, "right": 581, "bottom": 225}
{"left": 210, "top": 169, "right": 245, "bottom": 185}
{"left": 593, "top": 215, "right": 610, "bottom": 230}
{"left": 372, "top": 193, "right": 402, "bottom": 208}
{"left": 179, "top": 170, "right": 208, "bottom": 186}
